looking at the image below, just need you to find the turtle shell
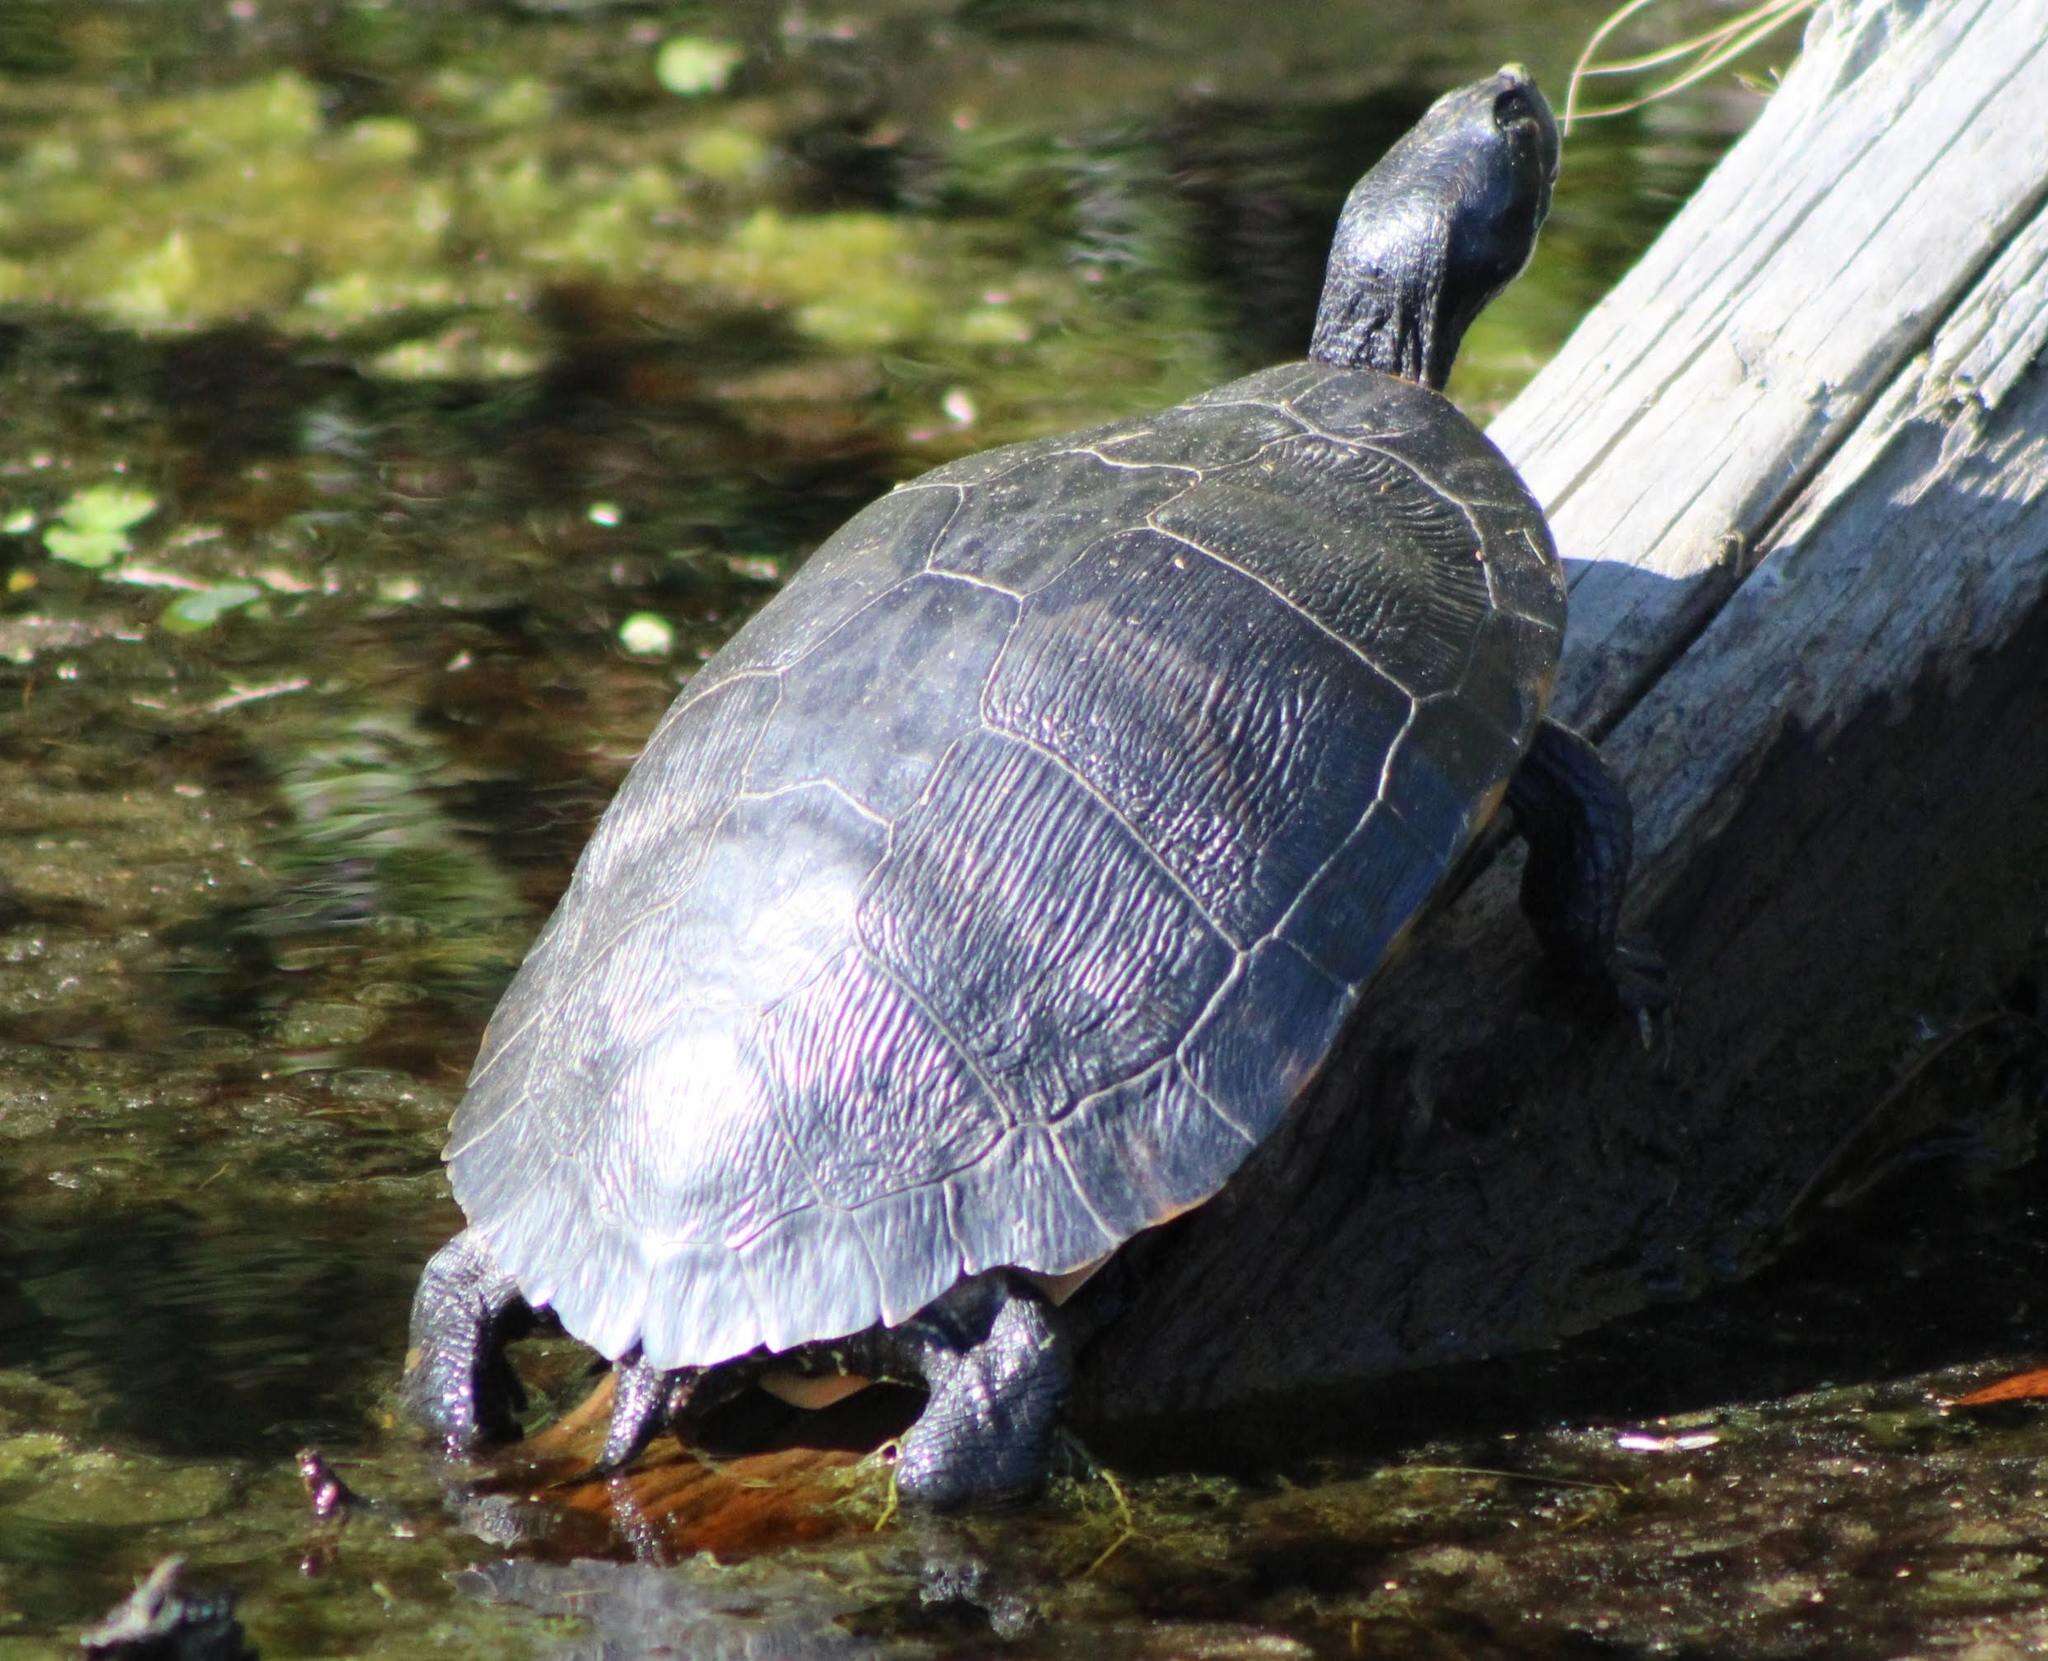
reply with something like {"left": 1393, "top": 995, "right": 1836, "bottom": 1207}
{"left": 445, "top": 358, "right": 1564, "bottom": 1369}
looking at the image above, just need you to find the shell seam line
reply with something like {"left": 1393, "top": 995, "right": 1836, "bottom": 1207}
{"left": 991, "top": 724, "right": 1243, "bottom": 953}
{"left": 462, "top": 679, "right": 786, "bottom": 1091}
{"left": 1260, "top": 692, "right": 1420, "bottom": 955}
{"left": 1143, "top": 520, "right": 1422, "bottom": 706}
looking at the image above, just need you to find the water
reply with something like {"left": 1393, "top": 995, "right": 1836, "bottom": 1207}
{"left": 4, "top": 1, "right": 2044, "bottom": 1654}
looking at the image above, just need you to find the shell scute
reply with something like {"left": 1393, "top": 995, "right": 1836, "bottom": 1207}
{"left": 1179, "top": 941, "right": 1350, "bottom": 1146}
{"left": 695, "top": 484, "right": 961, "bottom": 687}
{"left": 946, "top": 1125, "right": 1118, "bottom": 1281}
{"left": 758, "top": 947, "right": 1009, "bottom": 1211}
{"left": 1055, "top": 1065, "right": 1247, "bottom": 1240}
{"left": 742, "top": 570, "right": 1015, "bottom": 818}
{"left": 928, "top": 448, "right": 1191, "bottom": 594}
{"left": 986, "top": 525, "right": 1413, "bottom": 945}
{"left": 856, "top": 730, "right": 1236, "bottom": 1127}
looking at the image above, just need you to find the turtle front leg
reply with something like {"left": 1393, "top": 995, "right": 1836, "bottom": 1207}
{"left": 866, "top": 1273, "right": 1073, "bottom": 1511}
{"left": 1506, "top": 718, "right": 1670, "bottom": 1024}
{"left": 403, "top": 1229, "right": 535, "bottom": 1452}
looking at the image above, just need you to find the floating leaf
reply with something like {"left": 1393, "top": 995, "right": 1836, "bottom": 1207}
{"left": 59, "top": 483, "right": 157, "bottom": 533}
{"left": 44, "top": 525, "right": 126, "bottom": 568}
{"left": 655, "top": 37, "right": 741, "bottom": 98}
{"left": 160, "top": 581, "right": 262, "bottom": 634}
{"left": 45, "top": 483, "right": 158, "bottom": 567}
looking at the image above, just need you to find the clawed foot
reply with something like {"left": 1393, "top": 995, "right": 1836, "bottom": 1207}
{"left": 892, "top": 1288, "right": 1070, "bottom": 1512}
{"left": 592, "top": 1359, "right": 697, "bottom": 1476}
{"left": 1606, "top": 931, "right": 1673, "bottom": 1054}
{"left": 403, "top": 1231, "right": 535, "bottom": 1453}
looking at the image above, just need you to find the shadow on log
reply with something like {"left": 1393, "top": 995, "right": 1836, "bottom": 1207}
{"left": 1079, "top": 0, "right": 2048, "bottom": 1439}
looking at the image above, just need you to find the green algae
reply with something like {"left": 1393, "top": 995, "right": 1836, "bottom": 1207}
{"left": 0, "top": 49, "right": 1219, "bottom": 441}
{"left": 14, "top": 1453, "right": 237, "bottom": 1529}
{"left": 654, "top": 37, "right": 744, "bottom": 99}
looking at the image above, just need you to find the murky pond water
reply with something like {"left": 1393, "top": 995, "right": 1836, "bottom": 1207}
{"left": 3, "top": 2, "right": 2045, "bottom": 1655}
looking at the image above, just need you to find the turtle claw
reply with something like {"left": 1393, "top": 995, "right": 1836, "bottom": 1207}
{"left": 592, "top": 1359, "right": 692, "bottom": 1476}
{"left": 403, "top": 1231, "right": 534, "bottom": 1453}
{"left": 1606, "top": 932, "right": 1673, "bottom": 1058}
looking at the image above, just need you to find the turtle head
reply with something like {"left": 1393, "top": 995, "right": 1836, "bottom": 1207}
{"left": 1310, "top": 66, "right": 1559, "bottom": 390}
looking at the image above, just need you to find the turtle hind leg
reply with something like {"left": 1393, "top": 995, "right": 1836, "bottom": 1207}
{"left": 594, "top": 1359, "right": 686, "bottom": 1475}
{"left": 403, "top": 1229, "right": 535, "bottom": 1452}
{"left": 1507, "top": 717, "right": 1670, "bottom": 1024}
{"left": 590, "top": 1358, "right": 747, "bottom": 1476}
{"left": 873, "top": 1273, "right": 1072, "bottom": 1512}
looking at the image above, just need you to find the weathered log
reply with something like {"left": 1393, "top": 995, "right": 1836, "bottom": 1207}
{"left": 1074, "top": 0, "right": 2048, "bottom": 1432}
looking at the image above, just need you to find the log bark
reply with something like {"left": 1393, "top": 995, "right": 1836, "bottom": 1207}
{"left": 1074, "top": 0, "right": 2048, "bottom": 1433}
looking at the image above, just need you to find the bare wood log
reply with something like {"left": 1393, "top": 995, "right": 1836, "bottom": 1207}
{"left": 1076, "top": 0, "right": 2048, "bottom": 1431}
{"left": 1502, "top": 0, "right": 2048, "bottom": 727}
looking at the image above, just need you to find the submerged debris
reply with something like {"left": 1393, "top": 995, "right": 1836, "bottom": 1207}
{"left": 295, "top": 1448, "right": 359, "bottom": 1521}
{"left": 79, "top": 1558, "right": 254, "bottom": 1661}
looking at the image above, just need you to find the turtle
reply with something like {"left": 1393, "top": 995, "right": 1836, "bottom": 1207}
{"left": 403, "top": 65, "right": 1665, "bottom": 1510}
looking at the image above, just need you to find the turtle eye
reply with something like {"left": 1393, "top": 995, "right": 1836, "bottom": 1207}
{"left": 1493, "top": 85, "right": 1532, "bottom": 129}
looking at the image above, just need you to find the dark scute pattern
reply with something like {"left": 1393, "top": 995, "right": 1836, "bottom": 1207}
{"left": 692, "top": 485, "right": 961, "bottom": 686}
{"left": 545, "top": 1220, "right": 649, "bottom": 1361}
{"left": 445, "top": 354, "right": 1567, "bottom": 1371}
{"left": 848, "top": 1180, "right": 957, "bottom": 1326}
{"left": 1285, "top": 363, "right": 1432, "bottom": 441}
{"left": 1384, "top": 695, "right": 1523, "bottom": 860}
{"left": 452, "top": 785, "right": 888, "bottom": 1355}
{"left": 1094, "top": 400, "right": 1306, "bottom": 470}
{"left": 460, "top": 672, "right": 781, "bottom": 1104}
{"left": 1456, "top": 610, "right": 1560, "bottom": 750}
{"left": 947, "top": 1124, "right": 1118, "bottom": 1280}
{"left": 1290, "top": 365, "right": 1562, "bottom": 570}
{"left": 919, "top": 426, "right": 1112, "bottom": 489}
{"left": 1153, "top": 437, "right": 1491, "bottom": 699}
{"left": 1180, "top": 942, "right": 1350, "bottom": 1145}
{"left": 1473, "top": 513, "right": 1565, "bottom": 626}
{"left": 1279, "top": 803, "right": 1447, "bottom": 986}
{"left": 733, "top": 1207, "right": 887, "bottom": 1353}
{"left": 530, "top": 787, "right": 882, "bottom": 1152}
{"left": 744, "top": 572, "right": 1016, "bottom": 818}
{"left": 759, "top": 948, "right": 1008, "bottom": 1211}
{"left": 987, "top": 527, "right": 1411, "bottom": 945}
{"left": 1056, "top": 1064, "right": 1252, "bottom": 1240}
{"left": 496, "top": 1162, "right": 591, "bottom": 1312}
{"left": 576, "top": 1009, "right": 810, "bottom": 1254}
{"left": 927, "top": 450, "right": 1191, "bottom": 594}
{"left": 1190, "top": 360, "right": 1331, "bottom": 410}
{"left": 859, "top": 731, "right": 1235, "bottom": 1125}
{"left": 642, "top": 1241, "right": 761, "bottom": 1368}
